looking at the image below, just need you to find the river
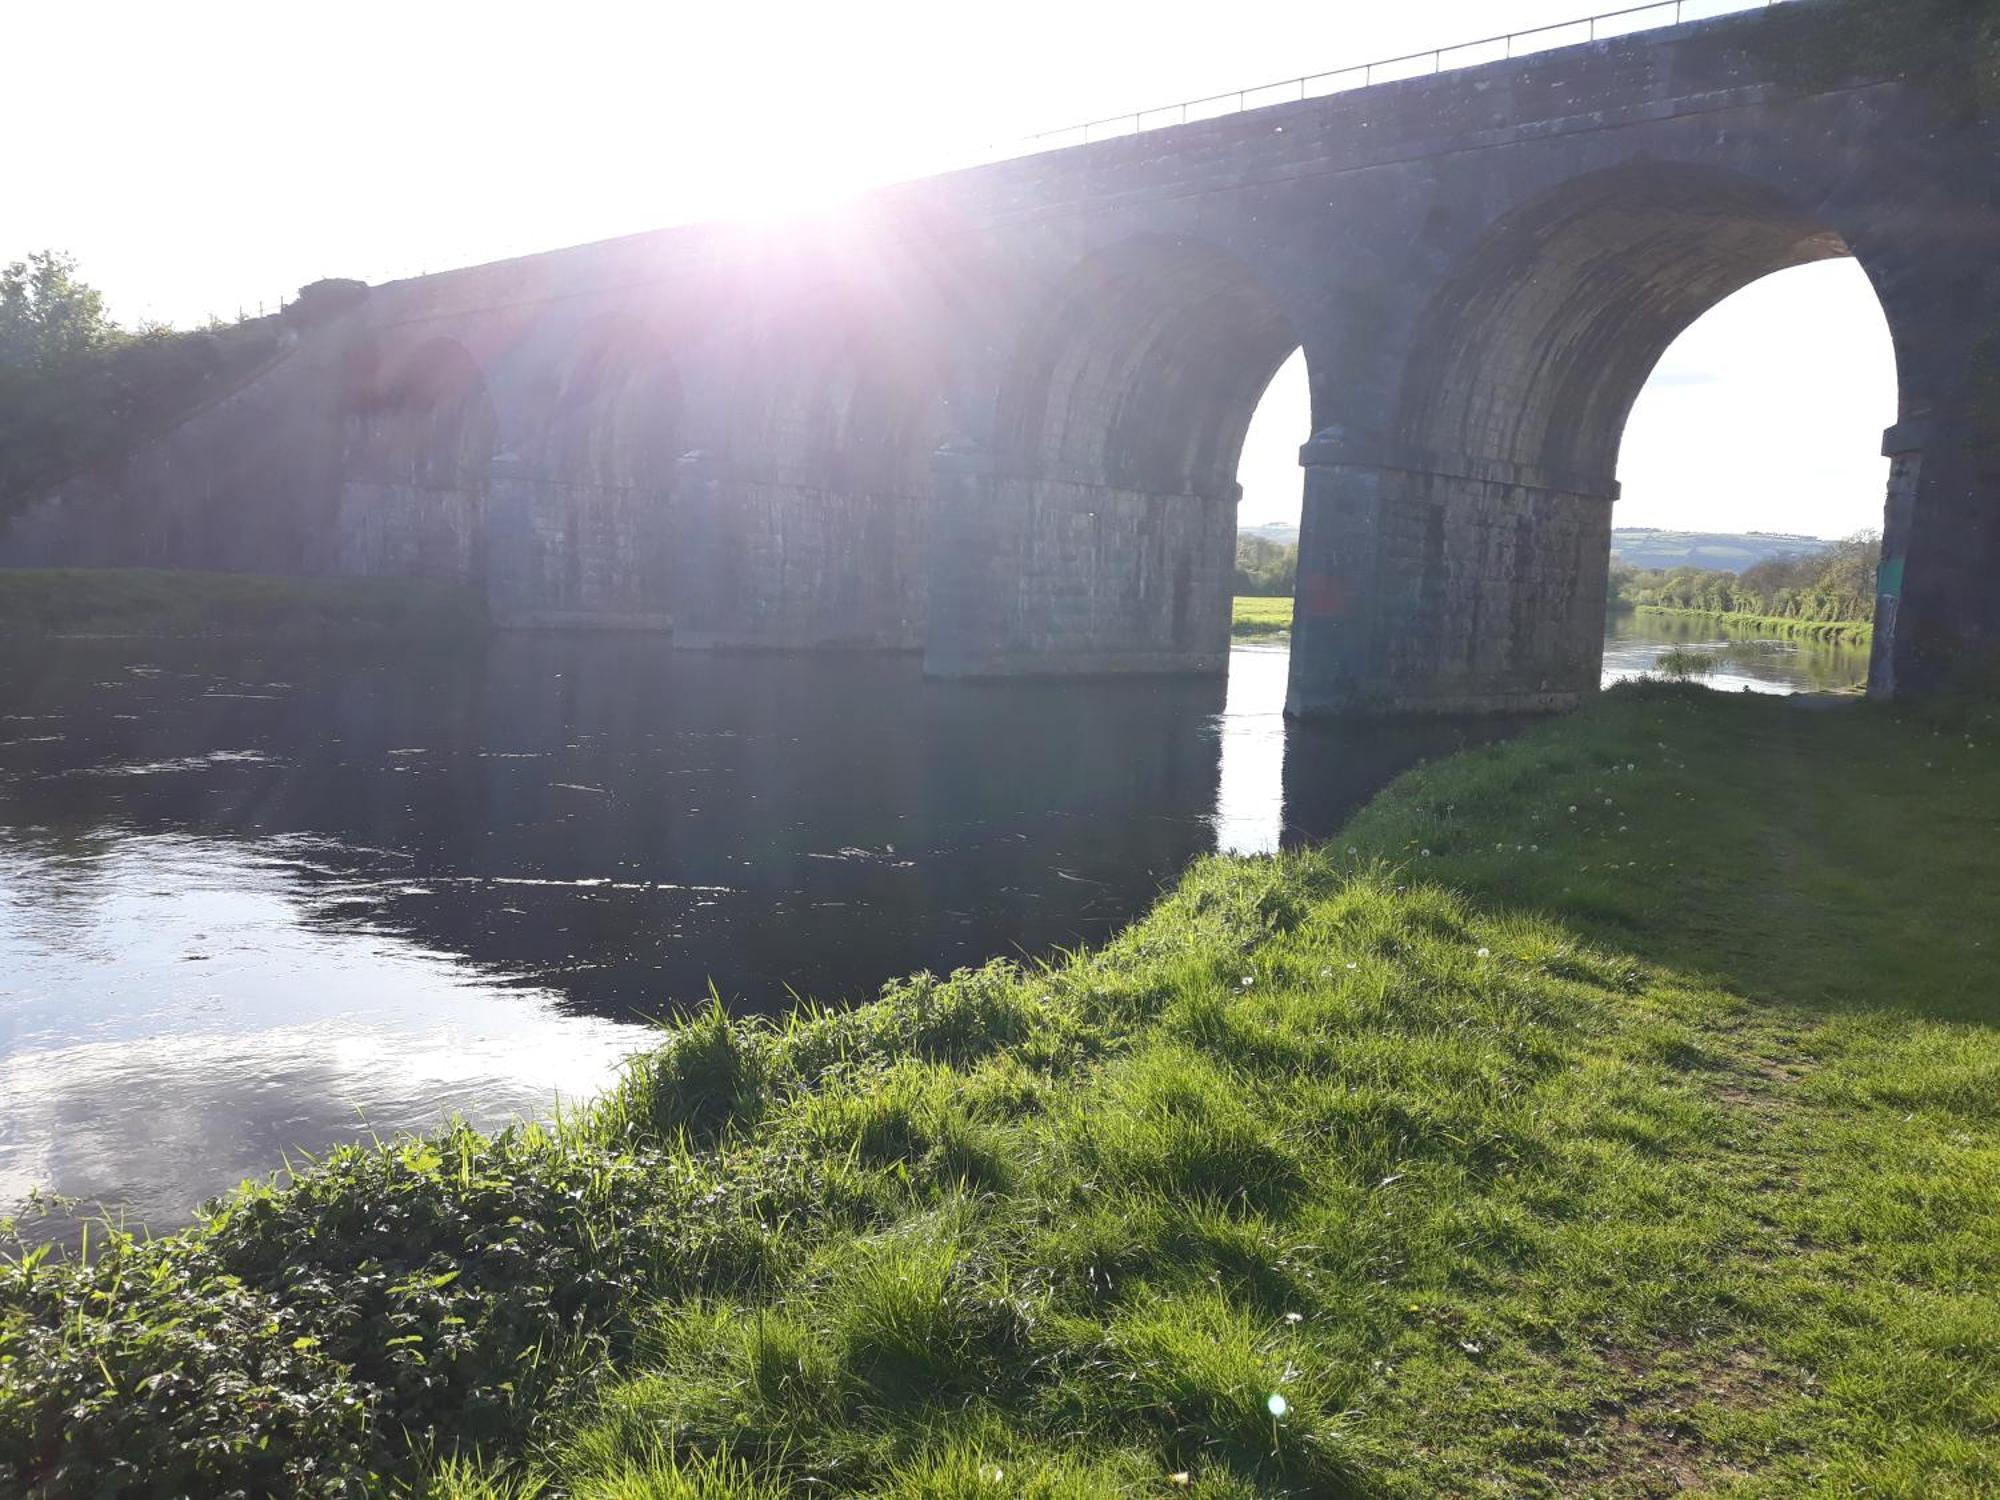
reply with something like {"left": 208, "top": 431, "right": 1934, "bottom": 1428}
{"left": 0, "top": 612, "right": 1864, "bottom": 1235}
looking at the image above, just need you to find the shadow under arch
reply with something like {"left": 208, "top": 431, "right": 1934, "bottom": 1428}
{"left": 337, "top": 336, "right": 497, "bottom": 582}
{"left": 1307, "top": 160, "right": 1906, "bottom": 711}
{"left": 930, "top": 233, "right": 1306, "bottom": 676}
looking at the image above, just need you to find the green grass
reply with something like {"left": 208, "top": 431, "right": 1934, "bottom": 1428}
{"left": 1630, "top": 604, "right": 1873, "bottom": 648}
{"left": 6, "top": 685, "right": 1999, "bottom": 1497}
{"left": 1232, "top": 595, "right": 1292, "bottom": 639}
{"left": 0, "top": 567, "right": 488, "bottom": 639}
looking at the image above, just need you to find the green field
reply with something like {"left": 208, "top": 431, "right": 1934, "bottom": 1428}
{"left": 0, "top": 567, "right": 488, "bottom": 640}
{"left": 1232, "top": 594, "right": 1293, "bottom": 639}
{"left": 6, "top": 685, "right": 1998, "bottom": 1497}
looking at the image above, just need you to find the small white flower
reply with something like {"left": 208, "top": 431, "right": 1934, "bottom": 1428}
{"left": 1567, "top": 805, "right": 1577, "bottom": 814}
{"left": 1421, "top": 848, "right": 1431, "bottom": 857}
{"left": 1267, "top": 1393, "right": 1290, "bottom": 1419}
{"left": 1476, "top": 947, "right": 1491, "bottom": 958}
{"left": 1283, "top": 1311, "right": 1304, "bottom": 1325}
{"left": 1240, "top": 975, "right": 1255, "bottom": 987}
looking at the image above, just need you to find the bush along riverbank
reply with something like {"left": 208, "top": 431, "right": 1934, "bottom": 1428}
{"left": 5, "top": 683, "right": 1999, "bottom": 1497}
{"left": 1627, "top": 604, "right": 1873, "bottom": 648}
{"left": 1232, "top": 594, "right": 1292, "bottom": 639}
{"left": 0, "top": 568, "right": 488, "bottom": 641}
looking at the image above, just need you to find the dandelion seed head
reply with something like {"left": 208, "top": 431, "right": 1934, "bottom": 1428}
{"left": 1267, "top": 1393, "right": 1290, "bottom": 1419}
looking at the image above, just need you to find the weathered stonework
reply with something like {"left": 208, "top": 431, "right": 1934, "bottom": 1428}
{"left": 3, "top": 1, "right": 1993, "bottom": 712}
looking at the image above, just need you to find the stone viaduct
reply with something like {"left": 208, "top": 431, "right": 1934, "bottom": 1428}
{"left": 5, "top": 0, "right": 1995, "bottom": 712}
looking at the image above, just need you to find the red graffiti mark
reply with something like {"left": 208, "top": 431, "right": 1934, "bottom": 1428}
{"left": 1299, "top": 571, "right": 1348, "bottom": 619}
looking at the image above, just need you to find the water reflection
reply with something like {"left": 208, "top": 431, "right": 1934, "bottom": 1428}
{"left": 1601, "top": 611, "right": 1870, "bottom": 695}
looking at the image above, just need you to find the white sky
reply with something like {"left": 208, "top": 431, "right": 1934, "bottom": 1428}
{"left": 5, "top": 0, "right": 1892, "bottom": 540}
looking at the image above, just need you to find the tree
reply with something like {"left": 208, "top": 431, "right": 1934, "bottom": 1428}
{"left": 0, "top": 251, "right": 288, "bottom": 509}
{"left": 0, "top": 250, "right": 117, "bottom": 370}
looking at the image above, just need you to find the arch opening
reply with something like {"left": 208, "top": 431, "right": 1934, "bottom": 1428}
{"left": 941, "top": 235, "right": 1305, "bottom": 675}
{"left": 1333, "top": 162, "right": 1905, "bottom": 712}
{"left": 1605, "top": 258, "right": 1895, "bottom": 693}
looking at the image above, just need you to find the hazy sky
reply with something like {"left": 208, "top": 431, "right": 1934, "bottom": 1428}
{"left": 5, "top": 0, "right": 1893, "bottom": 539}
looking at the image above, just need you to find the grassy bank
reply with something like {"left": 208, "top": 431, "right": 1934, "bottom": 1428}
{"left": 1232, "top": 594, "right": 1292, "bottom": 639}
{"left": 6, "top": 685, "right": 1998, "bottom": 1497}
{"left": 0, "top": 568, "right": 488, "bottom": 640}
{"left": 1628, "top": 604, "right": 1873, "bottom": 648}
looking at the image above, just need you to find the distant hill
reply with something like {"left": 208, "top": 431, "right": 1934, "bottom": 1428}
{"left": 1609, "top": 528, "right": 1831, "bottom": 572}
{"left": 1241, "top": 524, "right": 1830, "bottom": 573}
{"left": 1240, "top": 522, "right": 1299, "bottom": 545}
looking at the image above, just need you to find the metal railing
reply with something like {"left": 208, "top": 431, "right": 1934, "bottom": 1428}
{"left": 1015, "top": 0, "right": 1793, "bottom": 154}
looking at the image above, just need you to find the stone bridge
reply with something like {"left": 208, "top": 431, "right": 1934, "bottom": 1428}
{"left": 7, "top": 0, "right": 1995, "bottom": 712}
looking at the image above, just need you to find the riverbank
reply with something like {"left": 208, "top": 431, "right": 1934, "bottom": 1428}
{"left": 6, "top": 684, "right": 1996, "bottom": 1496}
{"left": 1233, "top": 593, "right": 1292, "bottom": 638}
{"left": 1626, "top": 603, "right": 1873, "bottom": 647}
{"left": 0, "top": 567, "right": 487, "bottom": 639}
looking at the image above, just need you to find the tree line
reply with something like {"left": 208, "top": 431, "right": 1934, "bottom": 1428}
{"left": 1233, "top": 533, "right": 1296, "bottom": 596}
{"left": 0, "top": 251, "right": 288, "bottom": 512}
{"left": 1609, "top": 531, "right": 1880, "bottom": 624}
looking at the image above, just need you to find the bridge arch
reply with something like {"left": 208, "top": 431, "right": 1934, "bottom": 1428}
{"left": 994, "top": 234, "right": 1303, "bottom": 505}
{"left": 929, "top": 233, "right": 1307, "bottom": 675}
{"left": 336, "top": 335, "right": 497, "bottom": 582}
{"left": 542, "top": 319, "right": 686, "bottom": 490}
{"left": 480, "top": 316, "right": 684, "bottom": 626}
{"left": 669, "top": 319, "right": 943, "bottom": 649}
{"left": 1388, "top": 161, "right": 1906, "bottom": 494}
{"left": 1290, "top": 159, "right": 1911, "bottom": 714}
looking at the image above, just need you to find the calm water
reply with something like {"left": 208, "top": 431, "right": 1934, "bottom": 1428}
{"left": 1601, "top": 610, "right": 1871, "bottom": 694}
{"left": 0, "top": 616, "right": 1854, "bottom": 1236}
